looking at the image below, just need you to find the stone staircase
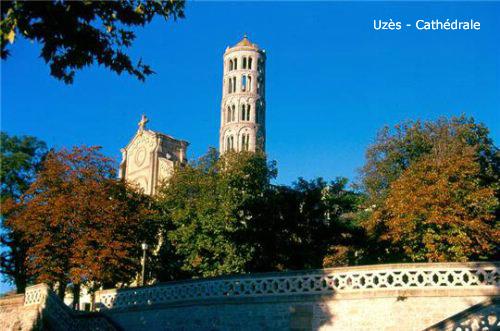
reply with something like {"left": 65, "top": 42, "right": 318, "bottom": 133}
{"left": 423, "top": 297, "right": 499, "bottom": 331}
{"left": 1, "top": 284, "right": 119, "bottom": 331}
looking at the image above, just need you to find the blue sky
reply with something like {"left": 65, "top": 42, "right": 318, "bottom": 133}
{"left": 1, "top": 2, "right": 499, "bottom": 292}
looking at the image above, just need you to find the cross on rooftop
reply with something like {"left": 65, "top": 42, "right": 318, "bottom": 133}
{"left": 138, "top": 114, "right": 149, "bottom": 131}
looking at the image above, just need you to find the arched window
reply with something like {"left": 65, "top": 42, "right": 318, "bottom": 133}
{"left": 248, "top": 57, "right": 253, "bottom": 70}
{"left": 240, "top": 104, "right": 251, "bottom": 121}
{"left": 231, "top": 105, "right": 236, "bottom": 122}
{"left": 248, "top": 76, "right": 252, "bottom": 92}
{"left": 234, "top": 58, "right": 238, "bottom": 70}
{"left": 229, "top": 59, "right": 233, "bottom": 71}
{"left": 241, "top": 133, "right": 250, "bottom": 151}
{"left": 241, "top": 75, "right": 247, "bottom": 91}
{"left": 227, "top": 107, "right": 231, "bottom": 122}
{"left": 247, "top": 104, "right": 251, "bottom": 121}
{"left": 228, "top": 78, "right": 232, "bottom": 94}
{"left": 243, "top": 57, "right": 247, "bottom": 69}
{"left": 232, "top": 77, "right": 236, "bottom": 92}
{"left": 226, "top": 135, "right": 235, "bottom": 151}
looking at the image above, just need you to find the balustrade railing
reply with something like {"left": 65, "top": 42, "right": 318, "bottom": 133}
{"left": 95, "top": 262, "right": 499, "bottom": 311}
{"left": 23, "top": 283, "right": 116, "bottom": 330}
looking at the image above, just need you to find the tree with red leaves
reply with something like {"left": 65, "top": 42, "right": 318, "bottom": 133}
{"left": 5, "top": 146, "right": 154, "bottom": 305}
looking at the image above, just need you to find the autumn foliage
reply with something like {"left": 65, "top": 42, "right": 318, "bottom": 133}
{"left": 369, "top": 143, "right": 498, "bottom": 262}
{"left": 4, "top": 146, "right": 152, "bottom": 298}
{"left": 361, "top": 116, "right": 499, "bottom": 262}
{"left": 1, "top": 114, "right": 498, "bottom": 297}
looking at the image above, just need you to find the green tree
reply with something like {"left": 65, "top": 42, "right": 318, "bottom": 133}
{"left": 359, "top": 115, "right": 499, "bottom": 206}
{"left": 250, "top": 177, "right": 364, "bottom": 271}
{"left": 0, "top": 132, "right": 46, "bottom": 293}
{"left": 156, "top": 149, "right": 363, "bottom": 278}
{"left": 1, "top": 1, "right": 185, "bottom": 83}
{"left": 155, "top": 149, "right": 276, "bottom": 278}
{"left": 0, "top": 132, "right": 47, "bottom": 202}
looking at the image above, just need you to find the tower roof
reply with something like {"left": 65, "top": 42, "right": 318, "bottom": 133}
{"left": 232, "top": 34, "right": 259, "bottom": 50}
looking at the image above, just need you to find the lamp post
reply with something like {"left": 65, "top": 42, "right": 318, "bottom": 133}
{"left": 141, "top": 242, "right": 148, "bottom": 286}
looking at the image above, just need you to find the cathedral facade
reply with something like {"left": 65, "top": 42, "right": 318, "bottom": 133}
{"left": 120, "top": 36, "right": 266, "bottom": 195}
{"left": 119, "top": 115, "right": 188, "bottom": 195}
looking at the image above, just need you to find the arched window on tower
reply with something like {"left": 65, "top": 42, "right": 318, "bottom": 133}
{"left": 240, "top": 104, "right": 251, "bottom": 121}
{"left": 241, "top": 133, "right": 250, "bottom": 151}
{"left": 232, "top": 77, "right": 236, "bottom": 92}
{"left": 241, "top": 75, "right": 247, "bottom": 92}
{"left": 230, "top": 136, "right": 234, "bottom": 151}
{"left": 228, "top": 78, "right": 232, "bottom": 94}
{"left": 231, "top": 105, "right": 236, "bottom": 122}
{"left": 227, "top": 107, "right": 231, "bottom": 123}
{"left": 243, "top": 57, "right": 247, "bottom": 69}
{"left": 248, "top": 76, "right": 252, "bottom": 92}
{"left": 234, "top": 58, "right": 238, "bottom": 70}
{"left": 247, "top": 104, "right": 251, "bottom": 121}
{"left": 229, "top": 59, "right": 233, "bottom": 71}
{"left": 248, "top": 57, "right": 253, "bottom": 70}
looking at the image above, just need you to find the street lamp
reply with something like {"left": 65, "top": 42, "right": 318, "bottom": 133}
{"left": 141, "top": 242, "right": 148, "bottom": 286}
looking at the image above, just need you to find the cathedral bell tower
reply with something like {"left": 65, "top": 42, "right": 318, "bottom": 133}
{"left": 219, "top": 35, "right": 266, "bottom": 154}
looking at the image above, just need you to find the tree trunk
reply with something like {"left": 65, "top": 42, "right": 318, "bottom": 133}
{"left": 57, "top": 281, "right": 67, "bottom": 300}
{"left": 72, "top": 283, "right": 81, "bottom": 310}
{"left": 11, "top": 233, "right": 28, "bottom": 293}
{"left": 15, "top": 276, "right": 27, "bottom": 294}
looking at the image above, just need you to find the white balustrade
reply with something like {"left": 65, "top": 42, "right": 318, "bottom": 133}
{"left": 95, "top": 262, "right": 499, "bottom": 310}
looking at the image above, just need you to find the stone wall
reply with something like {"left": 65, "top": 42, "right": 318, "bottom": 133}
{"left": 96, "top": 294, "right": 494, "bottom": 331}
{"left": 0, "top": 284, "right": 117, "bottom": 331}
{"left": 2, "top": 263, "right": 497, "bottom": 330}
{"left": 95, "top": 262, "right": 499, "bottom": 331}
{"left": 0, "top": 293, "right": 41, "bottom": 331}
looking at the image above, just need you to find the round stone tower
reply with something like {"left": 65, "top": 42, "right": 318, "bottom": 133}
{"left": 219, "top": 35, "right": 266, "bottom": 154}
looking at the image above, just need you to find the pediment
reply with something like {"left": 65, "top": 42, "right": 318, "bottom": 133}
{"left": 123, "top": 130, "right": 158, "bottom": 153}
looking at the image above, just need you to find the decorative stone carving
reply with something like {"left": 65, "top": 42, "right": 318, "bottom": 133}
{"left": 134, "top": 147, "right": 146, "bottom": 167}
{"left": 94, "top": 262, "right": 499, "bottom": 311}
{"left": 424, "top": 297, "right": 499, "bottom": 331}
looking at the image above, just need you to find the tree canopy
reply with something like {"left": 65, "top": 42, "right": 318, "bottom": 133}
{"left": 359, "top": 116, "right": 499, "bottom": 262}
{"left": 154, "top": 149, "right": 363, "bottom": 279}
{"left": 155, "top": 150, "right": 276, "bottom": 278}
{"left": 1, "top": 0, "right": 185, "bottom": 83}
{"left": 359, "top": 115, "right": 499, "bottom": 205}
{"left": 0, "top": 132, "right": 47, "bottom": 202}
{"left": 2, "top": 114, "right": 498, "bottom": 295}
{"left": 4, "top": 146, "right": 153, "bottom": 301}
{"left": 0, "top": 132, "right": 47, "bottom": 293}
